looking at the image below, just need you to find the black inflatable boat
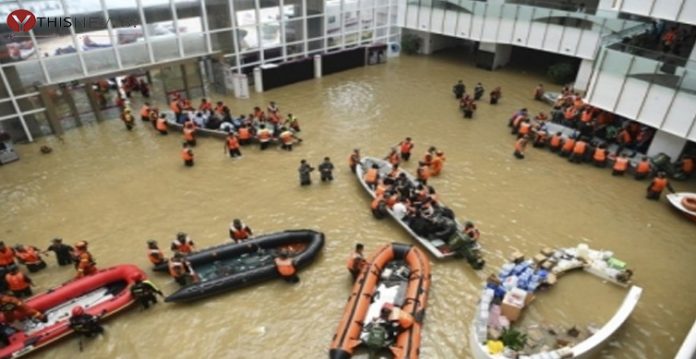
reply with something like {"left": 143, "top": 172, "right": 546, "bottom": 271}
{"left": 161, "top": 230, "right": 324, "bottom": 302}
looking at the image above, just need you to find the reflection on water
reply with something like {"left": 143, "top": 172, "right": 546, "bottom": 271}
{"left": 1, "top": 51, "right": 695, "bottom": 358}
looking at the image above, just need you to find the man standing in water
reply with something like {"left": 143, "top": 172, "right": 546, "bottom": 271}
{"left": 347, "top": 243, "right": 367, "bottom": 281}
{"left": 646, "top": 172, "right": 675, "bottom": 200}
{"left": 120, "top": 108, "right": 135, "bottom": 131}
{"left": 299, "top": 160, "right": 315, "bottom": 186}
{"left": 452, "top": 80, "right": 465, "bottom": 99}
{"left": 181, "top": 143, "right": 194, "bottom": 167}
{"left": 130, "top": 273, "right": 164, "bottom": 309}
{"left": 319, "top": 157, "right": 335, "bottom": 182}
{"left": 46, "top": 237, "right": 73, "bottom": 266}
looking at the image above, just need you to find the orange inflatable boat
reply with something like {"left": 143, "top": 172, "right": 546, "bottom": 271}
{"left": 330, "top": 243, "right": 431, "bottom": 359}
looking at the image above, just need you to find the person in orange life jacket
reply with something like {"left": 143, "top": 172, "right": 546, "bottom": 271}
{"left": 0, "top": 242, "right": 16, "bottom": 293}
{"left": 633, "top": 156, "right": 652, "bottom": 180}
{"left": 592, "top": 144, "right": 608, "bottom": 167}
{"left": 299, "top": 159, "right": 315, "bottom": 186}
{"left": 5, "top": 265, "right": 33, "bottom": 298}
{"left": 198, "top": 98, "right": 212, "bottom": 112}
{"left": 237, "top": 124, "right": 253, "bottom": 146}
{"left": 0, "top": 293, "right": 46, "bottom": 323}
{"left": 156, "top": 113, "right": 168, "bottom": 135}
{"left": 224, "top": 132, "right": 242, "bottom": 158}
{"left": 371, "top": 194, "right": 388, "bottom": 220}
{"left": 534, "top": 83, "right": 544, "bottom": 101}
{"left": 568, "top": 138, "right": 588, "bottom": 164}
{"left": 508, "top": 108, "right": 528, "bottom": 128}
{"left": 229, "top": 219, "right": 253, "bottom": 243}
{"left": 171, "top": 232, "right": 195, "bottom": 256}
{"left": 139, "top": 102, "right": 151, "bottom": 122}
{"left": 168, "top": 254, "right": 196, "bottom": 286}
{"left": 279, "top": 127, "right": 301, "bottom": 151}
{"left": 347, "top": 243, "right": 368, "bottom": 281}
{"left": 462, "top": 98, "right": 477, "bottom": 118}
{"left": 14, "top": 244, "right": 46, "bottom": 273}
{"left": 363, "top": 163, "right": 380, "bottom": 190}
{"left": 257, "top": 124, "right": 273, "bottom": 151}
{"left": 183, "top": 122, "right": 196, "bottom": 147}
{"left": 675, "top": 154, "right": 694, "bottom": 179}
{"left": 120, "top": 108, "right": 135, "bottom": 131}
{"left": 612, "top": 153, "right": 630, "bottom": 176}
{"left": 181, "top": 142, "right": 194, "bottom": 167}
{"left": 380, "top": 302, "right": 415, "bottom": 341}
{"left": 646, "top": 172, "right": 675, "bottom": 200}
{"left": 275, "top": 252, "right": 299, "bottom": 283}
{"left": 385, "top": 148, "right": 400, "bottom": 166}
{"left": 430, "top": 151, "right": 445, "bottom": 176}
{"left": 348, "top": 148, "right": 361, "bottom": 173}
{"left": 319, "top": 157, "right": 335, "bottom": 182}
{"left": 489, "top": 86, "right": 502, "bottom": 105}
{"left": 517, "top": 119, "right": 532, "bottom": 139}
{"left": 559, "top": 135, "right": 576, "bottom": 158}
{"left": 548, "top": 132, "right": 563, "bottom": 152}
{"left": 146, "top": 240, "right": 167, "bottom": 267}
{"left": 417, "top": 161, "right": 430, "bottom": 185}
{"left": 464, "top": 221, "right": 480, "bottom": 241}
{"left": 398, "top": 137, "right": 414, "bottom": 161}
{"left": 513, "top": 136, "right": 529, "bottom": 159}
{"left": 532, "top": 127, "right": 548, "bottom": 148}
{"left": 74, "top": 241, "right": 97, "bottom": 279}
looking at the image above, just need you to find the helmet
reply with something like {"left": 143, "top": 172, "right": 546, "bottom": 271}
{"left": 71, "top": 305, "right": 85, "bottom": 316}
{"left": 75, "top": 241, "right": 88, "bottom": 249}
{"left": 130, "top": 273, "right": 144, "bottom": 282}
{"left": 176, "top": 232, "right": 186, "bottom": 240}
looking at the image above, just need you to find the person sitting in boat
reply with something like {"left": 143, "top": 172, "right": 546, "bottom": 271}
{"left": 14, "top": 244, "right": 46, "bottom": 272}
{"left": 229, "top": 219, "right": 253, "bottom": 243}
{"left": 674, "top": 154, "right": 694, "bottom": 179}
{"left": 392, "top": 197, "right": 411, "bottom": 222}
{"left": 346, "top": 244, "right": 368, "bottom": 281}
{"left": 4, "top": 266, "right": 33, "bottom": 298}
{"left": 146, "top": 240, "right": 167, "bottom": 268}
{"left": 168, "top": 254, "right": 196, "bottom": 286}
{"left": 274, "top": 252, "right": 299, "bottom": 284}
{"left": 69, "top": 306, "right": 103, "bottom": 338}
{"left": 74, "top": 241, "right": 97, "bottom": 279}
{"left": 46, "top": 237, "right": 73, "bottom": 266}
{"left": 0, "top": 294, "right": 46, "bottom": 323}
{"left": 371, "top": 195, "right": 388, "bottom": 220}
{"left": 279, "top": 128, "right": 301, "bottom": 151}
{"left": 130, "top": 273, "right": 164, "bottom": 309}
{"left": 257, "top": 124, "right": 273, "bottom": 151}
{"left": 363, "top": 164, "right": 380, "bottom": 190}
{"left": 380, "top": 303, "right": 414, "bottom": 341}
{"left": 171, "top": 232, "right": 195, "bottom": 256}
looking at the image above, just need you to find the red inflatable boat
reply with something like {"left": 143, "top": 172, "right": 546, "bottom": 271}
{"left": 0, "top": 264, "right": 145, "bottom": 359}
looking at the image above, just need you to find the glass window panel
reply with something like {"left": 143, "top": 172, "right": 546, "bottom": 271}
{"left": 286, "top": 42, "right": 304, "bottom": 57}
{"left": 0, "top": 1, "right": 38, "bottom": 64}
{"left": 119, "top": 43, "right": 150, "bottom": 67}
{"left": 345, "top": 32, "right": 360, "bottom": 46}
{"left": 306, "top": 0, "right": 323, "bottom": 16}
{"left": 17, "top": 95, "right": 42, "bottom": 113}
{"left": 61, "top": 2, "right": 113, "bottom": 51}
{"left": 0, "top": 104, "right": 16, "bottom": 119}
{"left": 144, "top": 2, "right": 175, "bottom": 39}
{"left": 3, "top": 63, "right": 45, "bottom": 96}
{"left": 106, "top": 0, "right": 145, "bottom": 45}
{"left": 84, "top": 48, "right": 118, "bottom": 74}
{"left": 362, "top": 8, "right": 374, "bottom": 30}
{"left": 45, "top": 54, "right": 83, "bottom": 82}
{"left": 327, "top": 34, "right": 342, "bottom": 49}
{"left": 307, "top": 16, "right": 323, "bottom": 39}
{"left": 376, "top": 26, "right": 388, "bottom": 38}
{"left": 260, "top": 0, "right": 281, "bottom": 23}
{"left": 25, "top": 0, "right": 76, "bottom": 58}
{"left": 236, "top": 9, "right": 258, "bottom": 51}
{"left": 205, "top": 0, "right": 232, "bottom": 30}
{"left": 240, "top": 51, "right": 260, "bottom": 66}
{"left": 211, "top": 31, "right": 235, "bottom": 53}
{"left": 284, "top": 19, "right": 304, "bottom": 43}
{"left": 182, "top": 33, "right": 207, "bottom": 56}
{"left": 308, "top": 39, "right": 323, "bottom": 52}
{"left": 376, "top": 7, "right": 389, "bottom": 27}
{"left": 345, "top": 11, "right": 360, "bottom": 33}
{"left": 146, "top": 20, "right": 177, "bottom": 39}
{"left": 261, "top": 22, "right": 281, "bottom": 48}
{"left": 151, "top": 38, "right": 181, "bottom": 61}
{"left": 263, "top": 47, "right": 283, "bottom": 61}
{"left": 283, "top": 0, "right": 304, "bottom": 19}
{"left": 24, "top": 111, "right": 53, "bottom": 136}
{"left": 177, "top": 0, "right": 204, "bottom": 34}
{"left": 64, "top": 0, "right": 102, "bottom": 13}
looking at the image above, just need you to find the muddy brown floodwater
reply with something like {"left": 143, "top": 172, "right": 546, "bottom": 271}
{"left": 1, "top": 51, "right": 695, "bottom": 358}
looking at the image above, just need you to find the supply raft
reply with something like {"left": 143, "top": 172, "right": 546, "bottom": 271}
{"left": 330, "top": 243, "right": 431, "bottom": 359}
{"left": 0, "top": 264, "right": 144, "bottom": 359}
{"left": 356, "top": 156, "right": 484, "bottom": 268}
{"left": 158, "top": 230, "right": 324, "bottom": 303}
{"left": 470, "top": 244, "right": 642, "bottom": 359}
{"left": 666, "top": 192, "right": 696, "bottom": 222}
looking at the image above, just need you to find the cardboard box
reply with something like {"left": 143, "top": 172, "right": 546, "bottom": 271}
{"left": 541, "top": 247, "right": 555, "bottom": 256}
{"left": 487, "top": 274, "right": 502, "bottom": 286}
{"left": 500, "top": 302, "right": 522, "bottom": 322}
{"left": 534, "top": 253, "right": 548, "bottom": 264}
{"left": 510, "top": 251, "right": 524, "bottom": 263}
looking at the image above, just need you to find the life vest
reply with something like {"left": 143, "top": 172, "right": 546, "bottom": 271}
{"left": 618, "top": 130, "right": 631, "bottom": 144}
{"left": 5, "top": 273, "right": 29, "bottom": 291}
{"left": 561, "top": 139, "right": 576, "bottom": 152}
{"left": 258, "top": 129, "right": 272, "bottom": 142}
{"left": 275, "top": 257, "right": 295, "bottom": 277}
{"left": 16, "top": 248, "right": 41, "bottom": 265}
{"left": 683, "top": 158, "right": 694, "bottom": 174}
{"left": 573, "top": 98, "right": 584, "bottom": 110}
{"left": 375, "top": 184, "right": 387, "bottom": 197}
{"left": 181, "top": 149, "right": 193, "bottom": 161}
{"left": 148, "top": 249, "right": 165, "bottom": 265}
{"left": 613, "top": 157, "right": 629, "bottom": 171}
{"left": 423, "top": 154, "right": 432, "bottom": 166}
{"left": 169, "top": 100, "right": 180, "bottom": 113}
{"left": 238, "top": 127, "right": 251, "bottom": 140}
{"left": 222, "top": 137, "right": 237, "bottom": 150}
{"left": 139, "top": 105, "right": 150, "bottom": 118}
{"left": 254, "top": 109, "right": 265, "bottom": 119}
{"left": 389, "top": 308, "right": 414, "bottom": 329}
{"left": 346, "top": 252, "right": 366, "bottom": 273}
{"left": 183, "top": 128, "right": 195, "bottom": 141}
{"left": 400, "top": 141, "right": 412, "bottom": 154}
{"left": 549, "top": 135, "right": 562, "bottom": 148}
{"left": 512, "top": 115, "right": 524, "bottom": 129}
{"left": 168, "top": 261, "right": 185, "bottom": 278}
{"left": 593, "top": 148, "right": 607, "bottom": 162}
{"left": 76, "top": 251, "right": 96, "bottom": 274}
{"left": 280, "top": 131, "right": 294, "bottom": 144}
{"left": 364, "top": 168, "right": 378, "bottom": 184}
{"left": 519, "top": 122, "right": 531, "bottom": 135}
{"left": 0, "top": 248, "right": 15, "bottom": 266}
{"left": 417, "top": 166, "right": 430, "bottom": 181}
{"left": 230, "top": 226, "right": 249, "bottom": 241}
{"left": 156, "top": 118, "right": 167, "bottom": 131}
{"left": 200, "top": 102, "right": 212, "bottom": 112}
{"left": 650, "top": 177, "right": 668, "bottom": 192}
{"left": 573, "top": 141, "right": 587, "bottom": 155}
{"left": 371, "top": 196, "right": 383, "bottom": 210}
{"left": 173, "top": 239, "right": 193, "bottom": 254}
{"left": 431, "top": 157, "right": 443, "bottom": 176}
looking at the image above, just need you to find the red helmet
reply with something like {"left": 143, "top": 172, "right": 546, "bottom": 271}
{"left": 71, "top": 305, "right": 85, "bottom": 316}
{"left": 75, "top": 241, "right": 88, "bottom": 249}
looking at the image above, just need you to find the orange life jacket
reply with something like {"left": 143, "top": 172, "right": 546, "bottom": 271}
{"left": 562, "top": 139, "right": 576, "bottom": 152}
{"left": 371, "top": 196, "right": 383, "bottom": 210}
{"left": 174, "top": 239, "right": 193, "bottom": 254}
{"left": 5, "top": 273, "right": 29, "bottom": 291}
{"left": 389, "top": 308, "right": 414, "bottom": 329}
{"left": 512, "top": 115, "right": 524, "bottom": 129}
{"left": 650, "top": 177, "right": 668, "bottom": 192}
{"left": 388, "top": 153, "right": 400, "bottom": 166}
{"left": 431, "top": 157, "right": 443, "bottom": 176}
{"left": 183, "top": 128, "right": 195, "bottom": 141}
{"left": 214, "top": 104, "right": 225, "bottom": 114}
{"left": 254, "top": 109, "right": 265, "bottom": 119}
{"left": 581, "top": 110, "right": 592, "bottom": 123}
{"left": 280, "top": 131, "right": 293, "bottom": 144}
{"left": 0, "top": 248, "right": 15, "bottom": 267}
{"left": 364, "top": 168, "right": 378, "bottom": 184}
{"left": 346, "top": 252, "right": 367, "bottom": 273}
{"left": 618, "top": 130, "right": 631, "bottom": 144}
{"left": 375, "top": 184, "right": 387, "bottom": 197}
{"left": 199, "top": 101, "right": 212, "bottom": 111}
{"left": 181, "top": 149, "right": 193, "bottom": 161}
{"left": 593, "top": 148, "right": 606, "bottom": 162}
{"left": 519, "top": 122, "right": 531, "bottom": 135}
{"left": 227, "top": 136, "right": 239, "bottom": 149}
{"left": 230, "top": 227, "right": 249, "bottom": 241}
{"left": 148, "top": 249, "right": 165, "bottom": 265}
{"left": 400, "top": 142, "right": 412, "bottom": 154}
{"left": 386, "top": 195, "right": 398, "bottom": 208}
{"left": 275, "top": 257, "right": 295, "bottom": 277}
{"left": 418, "top": 165, "right": 430, "bottom": 181}
{"left": 156, "top": 118, "right": 167, "bottom": 131}
{"left": 573, "top": 141, "right": 587, "bottom": 155}
{"left": 258, "top": 129, "right": 272, "bottom": 142}
{"left": 238, "top": 128, "right": 251, "bottom": 140}
{"left": 613, "top": 157, "right": 629, "bottom": 171}
{"left": 76, "top": 251, "right": 96, "bottom": 274}
{"left": 636, "top": 160, "right": 651, "bottom": 174}
{"left": 550, "top": 135, "right": 562, "bottom": 148}
{"left": 16, "top": 248, "right": 40, "bottom": 265}
{"left": 139, "top": 105, "right": 150, "bottom": 118}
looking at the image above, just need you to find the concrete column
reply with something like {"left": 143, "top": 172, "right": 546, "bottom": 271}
{"left": 574, "top": 59, "right": 594, "bottom": 93}
{"left": 314, "top": 55, "right": 322, "bottom": 78}
{"left": 477, "top": 42, "right": 512, "bottom": 70}
{"left": 180, "top": 64, "right": 191, "bottom": 99}
{"left": 253, "top": 67, "right": 263, "bottom": 93}
{"left": 647, "top": 129, "right": 687, "bottom": 160}
{"left": 38, "top": 86, "right": 64, "bottom": 136}
{"left": 61, "top": 85, "right": 82, "bottom": 126}
{"left": 84, "top": 83, "right": 105, "bottom": 123}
